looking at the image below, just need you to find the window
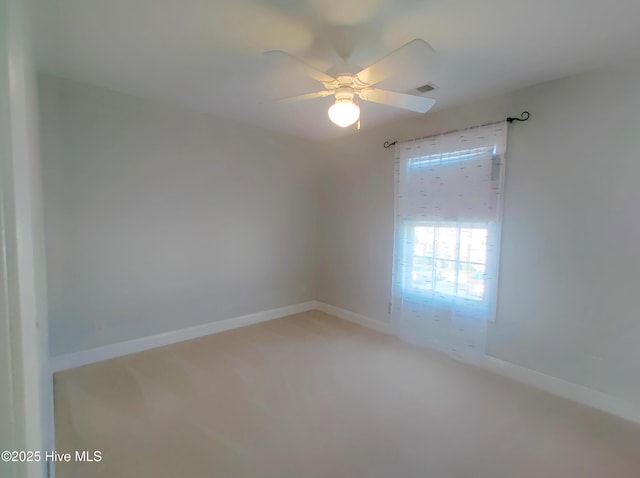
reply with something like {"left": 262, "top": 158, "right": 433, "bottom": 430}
{"left": 391, "top": 122, "right": 507, "bottom": 356}
{"left": 406, "top": 222, "right": 489, "bottom": 302}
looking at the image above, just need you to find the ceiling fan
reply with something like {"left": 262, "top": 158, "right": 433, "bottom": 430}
{"left": 265, "top": 39, "right": 436, "bottom": 128}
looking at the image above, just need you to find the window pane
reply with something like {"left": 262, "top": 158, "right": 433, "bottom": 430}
{"left": 411, "top": 256, "right": 435, "bottom": 292}
{"left": 413, "top": 226, "right": 434, "bottom": 257}
{"left": 459, "top": 227, "right": 488, "bottom": 264}
{"left": 457, "top": 263, "right": 485, "bottom": 301}
{"left": 435, "top": 227, "right": 458, "bottom": 260}
{"left": 434, "top": 259, "right": 457, "bottom": 297}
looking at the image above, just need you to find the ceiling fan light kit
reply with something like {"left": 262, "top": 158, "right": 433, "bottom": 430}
{"left": 328, "top": 99, "right": 360, "bottom": 127}
{"left": 328, "top": 85, "right": 360, "bottom": 127}
{"left": 267, "top": 39, "right": 437, "bottom": 129}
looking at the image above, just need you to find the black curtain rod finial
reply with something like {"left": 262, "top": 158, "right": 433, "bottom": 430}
{"left": 506, "top": 111, "right": 530, "bottom": 123}
{"left": 383, "top": 140, "right": 397, "bottom": 149}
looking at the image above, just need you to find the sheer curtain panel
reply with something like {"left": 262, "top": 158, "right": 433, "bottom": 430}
{"left": 391, "top": 122, "right": 508, "bottom": 359}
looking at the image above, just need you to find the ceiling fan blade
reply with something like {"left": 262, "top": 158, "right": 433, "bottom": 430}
{"left": 264, "top": 50, "right": 336, "bottom": 84}
{"left": 356, "top": 39, "right": 434, "bottom": 87}
{"left": 276, "top": 90, "right": 332, "bottom": 103}
{"left": 359, "top": 88, "right": 435, "bottom": 113}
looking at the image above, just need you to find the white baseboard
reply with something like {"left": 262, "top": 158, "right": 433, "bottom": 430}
{"left": 50, "top": 301, "right": 317, "bottom": 372}
{"left": 314, "top": 301, "right": 640, "bottom": 426}
{"left": 481, "top": 356, "right": 640, "bottom": 425}
{"left": 314, "top": 301, "right": 393, "bottom": 335}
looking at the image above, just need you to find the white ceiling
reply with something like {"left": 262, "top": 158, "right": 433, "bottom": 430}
{"left": 29, "top": 0, "right": 640, "bottom": 140}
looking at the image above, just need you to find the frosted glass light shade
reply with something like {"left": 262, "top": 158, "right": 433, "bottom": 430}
{"left": 328, "top": 100, "right": 360, "bottom": 127}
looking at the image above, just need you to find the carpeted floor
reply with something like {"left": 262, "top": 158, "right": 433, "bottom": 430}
{"left": 54, "top": 311, "right": 640, "bottom": 477}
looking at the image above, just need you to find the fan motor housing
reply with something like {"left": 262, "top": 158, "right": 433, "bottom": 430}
{"left": 334, "top": 86, "right": 355, "bottom": 101}
{"left": 323, "top": 73, "right": 370, "bottom": 93}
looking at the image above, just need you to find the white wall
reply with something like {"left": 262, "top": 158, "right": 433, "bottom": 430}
{"left": 317, "top": 64, "right": 640, "bottom": 407}
{"left": 39, "top": 75, "right": 319, "bottom": 356}
{"left": 1, "top": 0, "right": 49, "bottom": 477}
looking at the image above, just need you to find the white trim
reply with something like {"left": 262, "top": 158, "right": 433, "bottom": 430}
{"left": 50, "top": 301, "right": 316, "bottom": 372}
{"left": 481, "top": 356, "right": 640, "bottom": 425}
{"left": 314, "top": 301, "right": 393, "bottom": 335}
{"left": 314, "top": 302, "right": 640, "bottom": 426}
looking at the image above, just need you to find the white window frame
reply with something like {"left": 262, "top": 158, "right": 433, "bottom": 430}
{"left": 401, "top": 219, "right": 499, "bottom": 313}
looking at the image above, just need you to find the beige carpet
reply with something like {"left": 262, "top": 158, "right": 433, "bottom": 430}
{"left": 54, "top": 311, "right": 640, "bottom": 477}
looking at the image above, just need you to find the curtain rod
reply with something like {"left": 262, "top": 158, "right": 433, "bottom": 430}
{"left": 382, "top": 111, "right": 530, "bottom": 149}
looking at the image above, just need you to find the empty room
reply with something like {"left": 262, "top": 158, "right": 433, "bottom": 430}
{"left": 2, "top": 0, "right": 640, "bottom": 477}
